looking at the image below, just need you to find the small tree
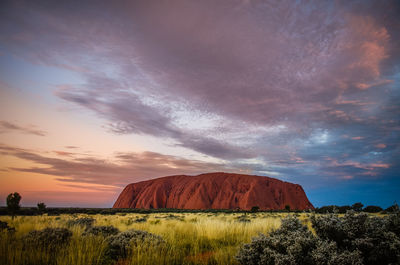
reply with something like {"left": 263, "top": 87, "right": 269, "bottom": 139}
{"left": 352, "top": 202, "right": 364, "bottom": 212}
{"left": 37, "top": 202, "right": 46, "bottom": 214}
{"left": 7, "top": 192, "right": 21, "bottom": 219}
{"left": 285, "top": 204, "right": 291, "bottom": 212}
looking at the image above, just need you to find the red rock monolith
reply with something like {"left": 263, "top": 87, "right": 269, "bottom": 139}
{"left": 113, "top": 172, "right": 314, "bottom": 210}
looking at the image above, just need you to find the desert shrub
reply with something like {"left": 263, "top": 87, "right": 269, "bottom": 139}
{"left": 312, "top": 211, "right": 400, "bottom": 265}
{"left": 386, "top": 211, "right": 400, "bottom": 236}
{"left": 18, "top": 228, "right": 72, "bottom": 265}
{"left": 125, "top": 217, "right": 148, "bottom": 225}
{"left": 133, "top": 217, "right": 148, "bottom": 223}
{"left": 363, "top": 205, "right": 382, "bottom": 213}
{"left": 315, "top": 205, "right": 353, "bottom": 214}
{"left": 236, "top": 215, "right": 251, "bottom": 223}
{"left": 149, "top": 219, "right": 161, "bottom": 225}
{"left": 315, "top": 205, "right": 336, "bottom": 213}
{"left": 0, "top": 221, "right": 8, "bottom": 230}
{"left": 352, "top": 202, "right": 364, "bottom": 212}
{"left": 384, "top": 204, "right": 399, "bottom": 213}
{"left": 106, "top": 229, "right": 165, "bottom": 259}
{"left": 100, "top": 209, "right": 116, "bottom": 215}
{"left": 164, "top": 214, "right": 184, "bottom": 221}
{"left": 237, "top": 213, "right": 400, "bottom": 265}
{"left": 23, "top": 228, "right": 72, "bottom": 250}
{"left": 37, "top": 202, "right": 46, "bottom": 213}
{"left": 0, "top": 221, "right": 9, "bottom": 230}
{"left": 310, "top": 213, "right": 346, "bottom": 245}
{"left": 67, "top": 217, "right": 95, "bottom": 227}
{"left": 310, "top": 240, "right": 363, "bottom": 265}
{"left": 83, "top": 225, "right": 120, "bottom": 237}
{"left": 237, "top": 215, "right": 318, "bottom": 264}
{"left": 338, "top": 205, "right": 352, "bottom": 213}
{"left": 0, "top": 220, "right": 15, "bottom": 233}
{"left": 7, "top": 192, "right": 21, "bottom": 219}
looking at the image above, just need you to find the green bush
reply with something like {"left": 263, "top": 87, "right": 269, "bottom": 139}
{"left": 106, "top": 229, "right": 165, "bottom": 259}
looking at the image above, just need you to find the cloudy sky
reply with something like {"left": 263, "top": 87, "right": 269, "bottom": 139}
{"left": 0, "top": 0, "right": 399, "bottom": 207}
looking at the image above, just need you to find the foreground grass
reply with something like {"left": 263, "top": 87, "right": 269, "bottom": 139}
{"left": 0, "top": 212, "right": 296, "bottom": 265}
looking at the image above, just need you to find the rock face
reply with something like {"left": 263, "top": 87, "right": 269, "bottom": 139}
{"left": 113, "top": 172, "right": 314, "bottom": 210}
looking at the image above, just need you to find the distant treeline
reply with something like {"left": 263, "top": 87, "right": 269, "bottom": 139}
{"left": 0, "top": 203, "right": 398, "bottom": 216}
{"left": 0, "top": 207, "right": 302, "bottom": 216}
{"left": 314, "top": 202, "right": 398, "bottom": 214}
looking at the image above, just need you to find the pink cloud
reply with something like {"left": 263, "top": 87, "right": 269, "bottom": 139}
{"left": 0, "top": 121, "right": 47, "bottom": 136}
{"left": 369, "top": 163, "right": 390, "bottom": 169}
{"left": 329, "top": 159, "right": 390, "bottom": 171}
{"left": 1, "top": 143, "right": 229, "bottom": 187}
{"left": 340, "top": 175, "right": 354, "bottom": 180}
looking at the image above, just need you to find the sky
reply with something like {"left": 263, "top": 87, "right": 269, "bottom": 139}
{"left": 0, "top": 0, "right": 399, "bottom": 208}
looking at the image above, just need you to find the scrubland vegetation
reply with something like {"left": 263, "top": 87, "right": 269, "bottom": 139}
{"left": 0, "top": 211, "right": 399, "bottom": 265}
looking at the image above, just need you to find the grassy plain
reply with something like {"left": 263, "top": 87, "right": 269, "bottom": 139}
{"left": 0, "top": 212, "right": 305, "bottom": 265}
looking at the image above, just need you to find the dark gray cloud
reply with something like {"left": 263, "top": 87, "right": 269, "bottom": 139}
{"left": 56, "top": 76, "right": 253, "bottom": 160}
{"left": 55, "top": 77, "right": 179, "bottom": 138}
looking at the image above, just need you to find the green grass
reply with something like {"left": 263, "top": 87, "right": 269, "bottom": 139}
{"left": 0, "top": 212, "right": 295, "bottom": 265}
